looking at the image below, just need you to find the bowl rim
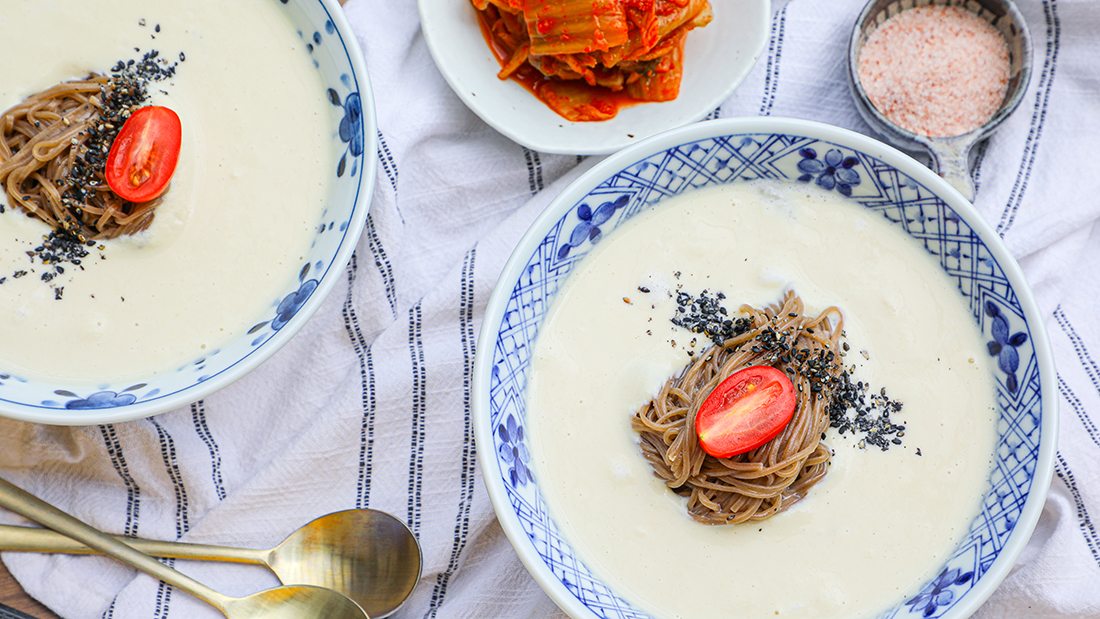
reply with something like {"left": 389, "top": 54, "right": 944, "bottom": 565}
{"left": 0, "top": 0, "right": 378, "bottom": 426}
{"left": 472, "top": 116, "right": 1058, "bottom": 619}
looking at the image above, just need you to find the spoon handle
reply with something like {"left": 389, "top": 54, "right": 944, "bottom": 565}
{"left": 0, "top": 477, "right": 232, "bottom": 611}
{"left": 0, "top": 525, "right": 267, "bottom": 564}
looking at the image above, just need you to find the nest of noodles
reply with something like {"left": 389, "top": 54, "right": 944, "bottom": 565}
{"left": 0, "top": 74, "right": 162, "bottom": 241}
{"left": 471, "top": 0, "right": 713, "bottom": 121}
{"left": 633, "top": 291, "right": 844, "bottom": 525}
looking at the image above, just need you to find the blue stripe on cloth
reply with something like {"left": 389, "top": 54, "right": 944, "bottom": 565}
{"left": 366, "top": 213, "right": 398, "bottom": 318}
{"left": 190, "top": 401, "right": 226, "bottom": 501}
{"left": 407, "top": 301, "right": 427, "bottom": 533}
{"left": 423, "top": 248, "right": 479, "bottom": 617}
{"left": 149, "top": 418, "right": 190, "bottom": 538}
{"left": 149, "top": 417, "right": 191, "bottom": 619}
{"left": 377, "top": 128, "right": 398, "bottom": 195}
{"left": 97, "top": 425, "right": 141, "bottom": 619}
{"left": 523, "top": 148, "right": 544, "bottom": 195}
{"left": 377, "top": 129, "right": 405, "bottom": 224}
{"left": 1058, "top": 374, "right": 1100, "bottom": 449}
{"left": 343, "top": 252, "right": 380, "bottom": 509}
{"left": 97, "top": 424, "right": 141, "bottom": 537}
{"left": 1055, "top": 305, "right": 1100, "bottom": 395}
{"left": 759, "top": 3, "right": 788, "bottom": 116}
{"left": 1055, "top": 453, "right": 1100, "bottom": 570}
{"left": 151, "top": 568, "right": 177, "bottom": 619}
{"left": 996, "top": 0, "right": 1060, "bottom": 236}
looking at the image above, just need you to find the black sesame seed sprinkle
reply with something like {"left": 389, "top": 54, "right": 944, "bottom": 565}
{"left": 667, "top": 284, "right": 907, "bottom": 451}
{"left": 670, "top": 287, "right": 752, "bottom": 345}
{"left": 63, "top": 50, "right": 177, "bottom": 235}
{"left": 5, "top": 49, "right": 179, "bottom": 296}
{"left": 826, "top": 370, "right": 906, "bottom": 451}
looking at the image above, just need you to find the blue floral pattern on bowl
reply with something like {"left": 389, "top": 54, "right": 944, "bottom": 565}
{"left": 985, "top": 301, "right": 1029, "bottom": 394}
{"left": 498, "top": 414, "right": 534, "bottom": 487}
{"left": 556, "top": 195, "right": 629, "bottom": 260}
{"left": 797, "top": 147, "right": 862, "bottom": 195}
{"left": 0, "top": 0, "right": 375, "bottom": 424}
{"left": 906, "top": 567, "right": 975, "bottom": 617}
{"left": 61, "top": 390, "right": 138, "bottom": 410}
{"left": 482, "top": 127, "right": 1049, "bottom": 619}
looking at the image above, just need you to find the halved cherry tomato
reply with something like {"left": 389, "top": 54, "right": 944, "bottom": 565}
{"left": 695, "top": 365, "right": 797, "bottom": 458}
{"left": 105, "top": 105, "right": 181, "bottom": 203}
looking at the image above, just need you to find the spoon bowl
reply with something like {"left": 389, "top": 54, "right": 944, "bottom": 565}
{"left": 269, "top": 510, "right": 420, "bottom": 618}
{"left": 222, "top": 586, "right": 368, "bottom": 619}
{"left": 0, "top": 509, "right": 421, "bottom": 619}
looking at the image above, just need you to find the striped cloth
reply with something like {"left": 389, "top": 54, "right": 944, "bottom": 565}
{"left": 1, "top": 0, "right": 1098, "bottom": 617}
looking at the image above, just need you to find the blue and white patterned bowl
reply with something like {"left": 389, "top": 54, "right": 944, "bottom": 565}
{"left": 472, "top": 117, "right": 1057, "bottom": 619}
{"left": 0, "top": 0, "right": 375, "bottom": 426}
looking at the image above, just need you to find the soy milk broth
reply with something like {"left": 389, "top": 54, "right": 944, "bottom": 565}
{"left": 0, "top": 0, "right": 334, "bottom": 382}
{"left": 527, "top": 182, "right": 998, "bottom": 619}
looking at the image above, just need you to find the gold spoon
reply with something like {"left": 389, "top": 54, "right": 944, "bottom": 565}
{"left": 0, "top": 509, "right": 421, "bottom": 619}
{"left": 0, "top": 477, "right": 369, "bottom": 619}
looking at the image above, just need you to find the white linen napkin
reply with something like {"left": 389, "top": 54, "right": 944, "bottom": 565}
{"left": 2, "top": 0, "right": 1098, "bottom": 617}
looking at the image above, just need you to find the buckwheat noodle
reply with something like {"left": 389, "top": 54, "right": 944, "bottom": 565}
{"left": 632, "top": 290, "right": 843, "bottom": 525}
{"left": 0, "top": 75, "right": 160, "bottom": 240}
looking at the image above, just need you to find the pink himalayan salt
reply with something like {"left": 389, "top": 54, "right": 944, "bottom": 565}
{"left": 857, "top": 5, "right": 1010, "bottom": 138}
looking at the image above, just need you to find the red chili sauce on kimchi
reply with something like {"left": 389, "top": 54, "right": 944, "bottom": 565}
{"left": 471, "top": 0, "right": 713, "bottom": 122}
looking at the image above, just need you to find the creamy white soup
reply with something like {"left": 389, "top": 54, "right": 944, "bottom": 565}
{"left": 0, "top": 0, "right": 334, "bottom": 383}
{"left": 527, "top": 182, "right": 998, "bottom": 619}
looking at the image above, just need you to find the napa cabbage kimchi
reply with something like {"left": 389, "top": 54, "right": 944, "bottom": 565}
{"left": 471, "top": 0, "right": 713, "bottom": 121}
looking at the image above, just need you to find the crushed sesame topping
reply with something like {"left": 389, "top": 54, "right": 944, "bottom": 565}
{"left": 827, "top": 368, "right": 906, "bottom": 451}
{"left": 2, "top": 48, "right": 179, "bottom": 296}
{"left": 23, "top": 229, "right": 92, "bottom": 284}
{"left": 671, "top": 287, "right": 752, "bottom": 345}
{"left": 67, "top": 50, "right": 178, "bottom": 223}
{"left": 667, "top": 285, "right": 908, "bottom": 451}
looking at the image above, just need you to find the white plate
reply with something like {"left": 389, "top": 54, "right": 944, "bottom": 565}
{"left": 419, "top": 0, "right": 771, "bottom": 155}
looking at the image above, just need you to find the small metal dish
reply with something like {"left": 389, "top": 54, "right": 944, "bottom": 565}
{"left": 848, "top": 0, "right": 1032, "bottom": 200}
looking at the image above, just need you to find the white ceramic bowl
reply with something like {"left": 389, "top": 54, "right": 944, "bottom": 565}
{"left": 0, "top": 0, "right": 376, "bottom": 426}
{"left": 419, "top": 0, "right": 770, "bottom": 155}
{"left": 473, "top": 117, "right": 1057, "bottom": 619}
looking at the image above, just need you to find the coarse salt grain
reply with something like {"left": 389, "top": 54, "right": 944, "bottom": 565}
{"left": 857, "top": 5, "right": 1010, "bottom": 138}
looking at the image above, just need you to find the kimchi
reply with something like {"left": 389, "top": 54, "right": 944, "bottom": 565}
{"left": 471, "top": 0, "right": 713, "bottom": 122}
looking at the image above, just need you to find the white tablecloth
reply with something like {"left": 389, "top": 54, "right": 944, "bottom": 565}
{"left": 2, "top": 0, "right": 1098, "bottom": 617}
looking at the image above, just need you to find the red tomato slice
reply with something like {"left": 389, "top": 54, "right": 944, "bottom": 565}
{"left": 695, "top": 365, "right": 797, "bottom": 458}
{"left": 105, "top": 105, "right": 181, "bottom": 203}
